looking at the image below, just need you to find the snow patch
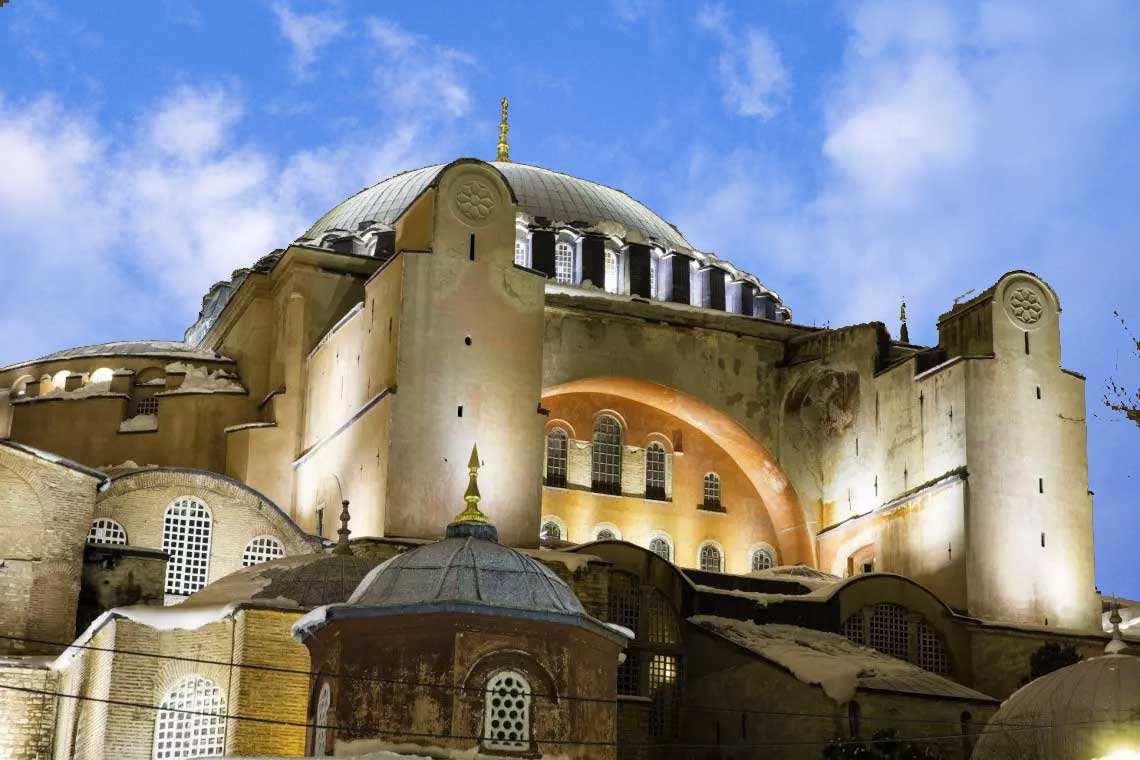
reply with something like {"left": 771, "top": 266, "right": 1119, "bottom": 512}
{"left": 160, "top": 365, "right": 245, "bottom": 394}
{"left": 25, "top": 379, "right": 124, "bottom": 401}
{"left": 290, "top": 605, "right": 329, "bottom": 641}
{"left": 605, "top": 622, "right": 636, "bottom": 639}
{"left": 524, "top": 547, "right": 601, "bottom": 574}
{"left": 118, "top": 414, "right": 158, "bottom": 433}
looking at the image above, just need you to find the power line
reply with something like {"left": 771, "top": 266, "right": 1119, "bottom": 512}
{"left": 0, "top": 681, "right": 1121, "bottom": 751}
{"left": 0, "top": 632, "right": 1028, "bottom": 728}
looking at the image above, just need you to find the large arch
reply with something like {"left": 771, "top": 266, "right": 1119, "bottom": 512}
{"left": 543, "top": 376, "right": 815, "bottom": 565}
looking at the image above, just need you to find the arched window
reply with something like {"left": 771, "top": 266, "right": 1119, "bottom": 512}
{"left": 87, "top": 518, "right": 127, "bottom": 545}
{"left": 514, "top": 239, "right": 528, "bottom": 267}
{"left": 540, "top": 519, "right": 563, "bottom": 541}
{"left": 152, "top": 676, "right": 226, "bottom": 759}
{"left": 648, "top": 534, "right": 672, "bottom": 562}
{"left": 750, "top": 546, "right": 775, "bottom": 572}
{"left": 545, "top": 429, "right": 567, "bottom": 488}
{"left": 593, "top": 523, "right": 621, "bottom": 541}
{"left": 312, "top": 680, "right": 332, "bottom": 756}
{"left": 604, "top": 250, "right": 619, "bottom": 293}
{"left": 591, "top": 415, "right": 622, "bottom": 494}
{"left": 554, "top": 241, "right": 574, "bottom": 284}
{"left": 163, "top": 497, "right": 213, "bottom": 597}
{"left": 649, "top": 253, "right": 659, "bottom": 299}
{"left": 483, "top": 669, "right": 532, "bottom": 752}
{"left": 868, "top": 602, "right": 910, "bottom": 661}
{"left": 702, "top": 473, "right": 721, "bottom": 509}
{"left": 645, "top": 442, "right": 666, "bottom": 500}
{"left": 841, "top": 603, "right": 950, "bottom": 674}
{"left": 242, "top": 535, "right": 284, "bottom": 567}
{"left": 916, "top": 619, "right": 951, "bottom": 674}
{"left": 698, "top": 543, "right": 723, "bottom": 573}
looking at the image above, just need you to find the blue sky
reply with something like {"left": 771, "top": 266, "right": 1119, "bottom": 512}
{"left": 2, "top": 1, "right": 1138, "bottom": 597}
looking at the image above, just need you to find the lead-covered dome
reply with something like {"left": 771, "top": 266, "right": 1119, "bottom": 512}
{"left": 302, "top": 160, "right": 693, "bottom": 251}
{"left": 972, "top": 653, "right": 1140, "bottom": 759}
{"left": 184, "top": 551, "right": 381, "bottom": 610}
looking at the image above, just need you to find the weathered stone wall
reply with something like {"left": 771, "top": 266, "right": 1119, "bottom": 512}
{"left": 0, "top": 664, "right": 58, "bottom": 760}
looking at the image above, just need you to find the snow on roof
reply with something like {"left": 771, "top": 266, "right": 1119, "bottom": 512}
{"left": 690, "top": 616, "right": 996, "bottom": 705}
{"left": 2, "top": 340, "right": 233, "bottom": 371}
{"left": 0, "top": 440, "right": 107, "bottom": 481}
{"left": 747, "top": 564, "right": 844, "bottom": 590}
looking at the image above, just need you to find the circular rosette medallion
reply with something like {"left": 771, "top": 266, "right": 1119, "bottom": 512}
{"left": 1004, "top": 281, "right": 1047, "bottom": 328}
{"left": 449, "top": 175, "right": 498, "bottom": 226}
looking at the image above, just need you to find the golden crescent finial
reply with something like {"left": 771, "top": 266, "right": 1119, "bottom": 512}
{"left": 496, "top": 97, "right": 510, "bottom": 162}
{"left": 453, "top": 444, "right": 490, "bottom": 525}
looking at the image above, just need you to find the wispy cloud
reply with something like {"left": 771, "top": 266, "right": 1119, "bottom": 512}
{"left": 697, "top": 5, "right": 789, "bottom": 119}
{"left": 272, "top": 2, "right": 346, "bottom": 78}
{"left": 366, "top": 18, "right": 476, "bottom": 118}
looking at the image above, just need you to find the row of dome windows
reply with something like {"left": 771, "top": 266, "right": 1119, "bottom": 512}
{"left": 87, "top": 496, "right": 286, "bottom": 598}
{"left": 538, "top": 517, "right": 776, "bottom": 574}
{"left": 512, "top": 229, "right": 789, "bottom": 320}
{"left": 546, "top": 416, "right": 725, "bottom": 509}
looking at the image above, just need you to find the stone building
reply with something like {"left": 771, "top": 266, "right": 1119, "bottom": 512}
{"left": 0, "top": 110, "right": 1129, "bottom": 758}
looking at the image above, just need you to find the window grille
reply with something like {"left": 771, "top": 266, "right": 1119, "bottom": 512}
{"left": 483, "top": 670, "right": 531, "bottom": 751}
{"left": 514, "top": 240, "right": 528, "bottom": 267}
{"left": 162, "top": 497, "right": 212, "bottom": 597}
{"left": 313, "top": 681, "right": 331, "bottom": 756}
{"left": 617, "top": 650, "right": 640, "bottom": 695}
{"left": 87, "top": 518, "right": 127, "bottom": 545}
{"left": 702, "top": 473, "right": 721, "bottom": 509}
{"left": 135, "top": 395, "right": 159, "bottom": 417}
{"left": 591, "top": 415, "right": 622, "bottom": 494}
{"left": 242, "top": 535, "right": 284, "bottom": 567}
{"left": 868, "top": 603, "right": 910, "bottom": 661}
{"left": 595, "top": 528, "right": 617, "bottom": 541}
{"left": 604, "top": 251, "right": 619, "bottom": 293}
{"left": 152, "top": 676, "right": 226, "bottom": 759}
{"left": 607, "top": 572, "right": 641, "bottom": 634}
{"left": 750, "top": 547, "right": 775, "bottom": 572}
{"left": 842, "top": 612, "right": 866, "bottom": 645}
{"left": 916, "top": 620, "right": 951, "bottom": 674}
{"left": 649, "top": 254, "right": 658, "bottom": 299}
{"left": 645, "top": 443, "right": 666, "bottom": 500}
{"left": 648, "top": 536, "right": 671, "bottom": 562}
{"left": 540, "top": 520, "right": 562, "bottom": 541}
{"left": 699, "top": 543, "right": 723, "bottom": 573}
{"left": 644, "top": 589, "right": 681, "bottom": 645}
{"left": 545, "top": 430, "right": 567, "bottom": 487}
{"left": 648, "top": 654, "right": 681, "bottom": 738}
{"left": 555, "top": 242, "right": 574, "bottom": 284}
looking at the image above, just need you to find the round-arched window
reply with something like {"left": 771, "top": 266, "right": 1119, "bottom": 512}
{"left": 750, "top": 546, "right": 775, "bottom": 572}
{"left": 540, "top": 519, "right": 563, "bottom": 541}
{"left": 645, "top": 442, "right": 666, "bottom": 500}
{"left": 592, "top": 415, "right": 622, "bottom": 494}
{"left": 699, "top": 543, "right": 723, "bottom": 573}
{"left": 242, "top": 535, "right": 285, "bottom": 567}
{"left": 648, "top": 534, "right": 672, "bottom": 562}
{"left": 483, "top": 669, "right": 532, "bottom": 751}
{"left": 545, "top": 429, "right": 568, "bottom": 488}
{"left": 554, "top": 240, "right": 575, "bottom": 284}
{"left": 87, "top": 518, "right": 127, "bottom": 546}
{"left": 702, "top": 473, "right": 722, "bottom": 509}
{"left": 312, "top": 680, "right": 332, "bottom": 756}
{"left": 152, "top": 676, "right": 226, "bottom": 759}
{"left": 162, "top": 496, "right": 213, "bottom": 597}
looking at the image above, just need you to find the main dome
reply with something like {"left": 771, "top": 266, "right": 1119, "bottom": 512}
{"left": 301, "top": 160, "right": 694, "bottom": 251}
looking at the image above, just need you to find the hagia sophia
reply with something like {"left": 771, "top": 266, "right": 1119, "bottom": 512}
{"left": 0, "top": 102, "right": 1136, "bottom": 759}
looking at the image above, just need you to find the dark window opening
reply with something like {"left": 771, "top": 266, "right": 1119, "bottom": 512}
{"left": 468, "top": 233, "right": 476, "bottom": 261}
{"left": 1041, "top": 532, "right": 1046, "bottom": 548}
{"left": 316, "top": 508, "right": 324, "bottom": 537}
{"left": 464, "top": 336, "right": 472, "bottom": 346}
{"left": 457, "top": 405, "right": 463, "bottom": 418}
{"left": 1036, "top": 386, "right": 1042, "bottom": 399}
{"left": 1024, "top": 331, "right": 1030, "bottom": 354}
{"left": 1039, "top": 477, "right": 1044, "bottom": 493}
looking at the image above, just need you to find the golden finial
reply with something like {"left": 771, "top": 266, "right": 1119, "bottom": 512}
{"left": 453, "top": 444, "right": 490, "bottom": 524}
{"left": 496, "top": 97, "right": 510, "bottom": 162}
{"left": 899, "top": 298, "right": 910, "bottom": 343}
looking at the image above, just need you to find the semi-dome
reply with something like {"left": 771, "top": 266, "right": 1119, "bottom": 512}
{"left": 302, "top": 160, "right": 693, "bottom": 251}
{"left": 184, "top": 551, "right": 381, "bottom": 610}
{"left": 972, "top": 653, "right": 1140, "bottom": 759}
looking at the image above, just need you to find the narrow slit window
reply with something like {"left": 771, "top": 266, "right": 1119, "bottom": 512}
{"left": 1039, "top": 478, "right": 1044, "bottom": 493}
{"left": 1024, "top": 332, "right": 1030, "bottom": 354}
{"left": 468, "top": 233, "right": 476, "bottom": 261}
{"left": 1036, "top": 386, "right": 1042, "bottom": 399}
{"left": 457, "top": 405, "right": 463, "bottom": 418}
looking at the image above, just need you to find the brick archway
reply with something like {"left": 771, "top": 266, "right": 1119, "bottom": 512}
{"left": 543, "top": 376, "right": 815, "bottom": 566}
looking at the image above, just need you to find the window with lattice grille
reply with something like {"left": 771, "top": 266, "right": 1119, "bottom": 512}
{"left": 483, "top": 670, "right": 531, "bottom": 752}
{"left": 313, "top": 681, "right": 331, "bottom": 756}
{"left": 617, "top": 649, "right": 640, "bottom": 695}
{"left": 645, "top": 590, "right": 681, "bottom": 645}
{"left": 540, "top": 520, "right": 562, "bottom": 541}
{"left": 87, "top": 518, "right": 127, "bottom": 545}
{"left": 608, "top": 572, "right": 641, "bottom": 633}
{"left": 545, "top": 430, "right": 567, "bottom": 487}
{"left": 152, "top": 676, "right": 226, "bottom": 759}
{"left": 868, "top": 603, "right": 910, "bottom": 661}
{"left": 596, "top": 528, "right": 617, "bottom": 541}
{"left": 242, "top": 535, "right": 284, "bottom": 567}
{"left": 555, "top": 242, "right": 574, "bottom": 284}
{"left": 702, "top": 473, "right": 722, "bottom": 509}
{"left": 591, "top": 415, "right": 622, "bottom": 494}
{"left": 645, "top": 443, "right": 666, "bottom": 500}
{"left": 699, "top": 543, "right": 723, "bottom": 573}
{"left": 648, "top": 536, "right": 671, "bottom": 562}
{"left": 648, "top": 655, "right": 681, "bottom": 738}
{"left": 135, "top": 395, "right": 159, "bottom": 417}
{"left": 750, "top": 547, "right": 775, "bottom": 572}
{"left": 605, "top": 251, "right": 619, "bottom": 293}
{"left": 842, "top": 612, "right": 866, "bottom": 646}
{"left": 162, "top": 497, "right": 212, "bottom": 596}
{"left": 514, "top": 240, "right": 528, "bottom": 267}
{"left": 916, "top": 620, "right": 950, "bottom": 673}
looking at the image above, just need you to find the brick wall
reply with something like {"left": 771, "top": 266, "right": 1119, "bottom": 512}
{"left": 229, "top": 609, "right": 310, "bottom": 756}
{"left": 0, "top": 663, "right": 58, "bottom": 760}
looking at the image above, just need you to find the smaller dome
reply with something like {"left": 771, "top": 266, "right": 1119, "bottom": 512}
{"left": 185, "top": 552, "right": 381, "bottom": 610}
{"left": 973, "top": 653, "right": 1140, "bottom": 759}
{"left": 346, "top": 535, "right": 585, "bottom": 617}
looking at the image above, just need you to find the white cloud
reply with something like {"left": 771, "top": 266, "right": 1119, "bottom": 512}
{"left": 147, "top": 86, "right": 243, "bottom": 162}
{"left": 272, "top": 3, "right": 346, "bottom": 78}
{"left": 697, "top": 5, "right": 789, "bottom": 119}
{"left": 366, "top": 19, "right": 475, "bottom": 118}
